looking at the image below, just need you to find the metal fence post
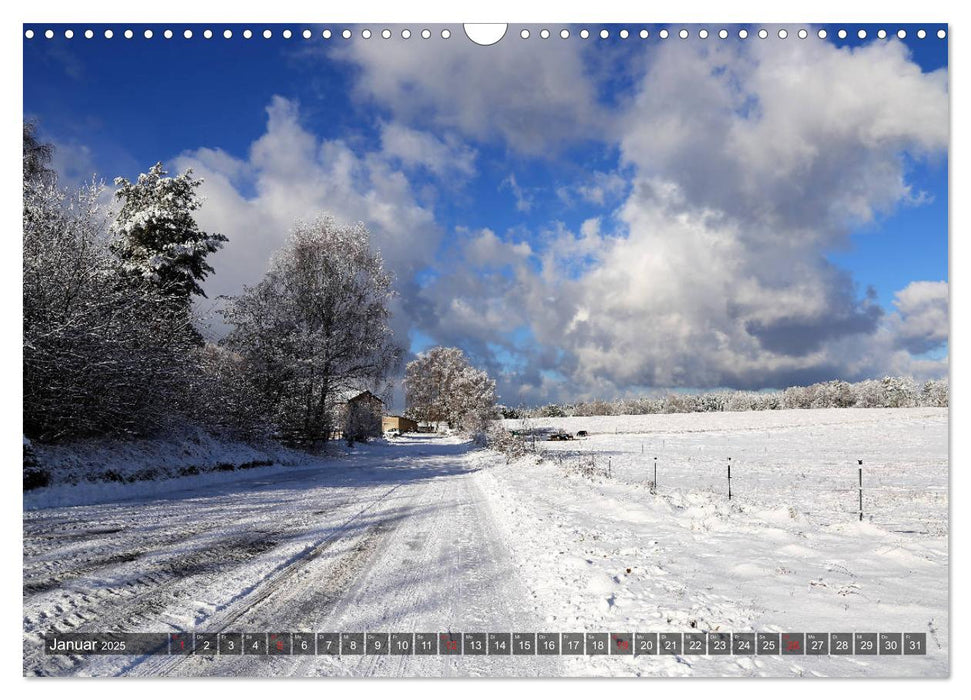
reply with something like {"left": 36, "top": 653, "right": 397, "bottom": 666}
{"left": 728, "top": 457, "right": 732, "bottom": 501}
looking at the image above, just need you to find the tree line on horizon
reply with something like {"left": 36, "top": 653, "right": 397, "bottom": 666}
{"left": 501, "top": 375, "right": 948, "bottom": 420}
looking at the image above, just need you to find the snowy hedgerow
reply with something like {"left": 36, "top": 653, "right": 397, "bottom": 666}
{"left": 189, "top": 344, "right": 271, "bottom": 440}
{"left": 111, "top": 163, "right": 226, "bottom": 303}
{"left": 518, "top": 376, "right": 946, "bottom": 420}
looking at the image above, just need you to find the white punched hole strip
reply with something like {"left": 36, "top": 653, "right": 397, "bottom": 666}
{"left": 24, "top": 24, "right": 948, "bottom": 42}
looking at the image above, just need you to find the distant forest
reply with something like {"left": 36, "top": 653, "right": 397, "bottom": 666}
{"left": 501, "top": 376, "right": 948, "bottom": 419}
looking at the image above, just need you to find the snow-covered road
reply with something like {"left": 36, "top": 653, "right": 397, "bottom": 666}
{"left": 23, "top": 435, "right": 560, "bottom": 677}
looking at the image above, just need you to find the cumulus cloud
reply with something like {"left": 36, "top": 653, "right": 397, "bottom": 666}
{"left": 413, "top": 38, "right": 948, "bottom": 402}
{"left": 174, "top": 96, "right": 441, "bottom": 344}
{"left": 378, "top": 121, "right": 477, "bottom": 180}
{"left": 889, "top": 280, "right": 949, "bottom": 355}
{"left": 620, "top": 38, "right": 948, "bottom": 234}
{"left": 167, "top": 37, "right": 947, "bottom": 405}
{"left": 329, "top": 34, "right": 609, "bottom": 154}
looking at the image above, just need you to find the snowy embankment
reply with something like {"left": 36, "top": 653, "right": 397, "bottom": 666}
{"left": 478, "top": 407, "right": 948, "bottom": 677}
{"left": 24, "top": 429, "right": 323, "bottom": 510}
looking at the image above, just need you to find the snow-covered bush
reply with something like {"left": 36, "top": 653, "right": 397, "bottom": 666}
{"left": 562, "top": 454, "right": 609, "bottom": 480}
{"left": 497, "top": 404, "right": 523, "bottom": 419}
{"left": 190, "top": 344, "right": 270, "bottom": 440}
{"left": 486, "top": 424, "right": 528, "bottom": 460}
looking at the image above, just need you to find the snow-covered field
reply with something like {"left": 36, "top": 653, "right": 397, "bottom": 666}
{"left": 490, "top": 407, "right": 948, "bottom": 676}
{"left": 23, "top": 408, "right": 948, "bottom": 677}
{"left": 501, "top": 408, "right": 948, "bottom": 534}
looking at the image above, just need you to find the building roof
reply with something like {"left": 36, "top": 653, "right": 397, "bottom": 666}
{"left": 341, "top": 389, "right": 385, "bottom": 405}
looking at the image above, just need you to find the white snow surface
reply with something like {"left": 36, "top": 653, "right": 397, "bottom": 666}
{"left": 25, "top": 429, "right": 318, "bottom": 509}
{"left": 23, "top": 409, "right": 947, "bottom": 677}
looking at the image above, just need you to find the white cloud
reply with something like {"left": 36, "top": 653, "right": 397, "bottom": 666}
{"left": 50, "top": 141, "right": 96, "bottom": 186}
{"left": 499, "top": 173, "right": 533, "bottom": 213}
{"left": 330, "top": 37, "right": 608, "bottom": 154}
{"left": 889, "top": 280, "right": 949, "bottom": 355}
{"left": 413, "top": 38, "right": 948, "bottom": 402}
{"left": 168, "top": 38, "right": 947, "bottom": 404}
{"left": 620, "top": 38, "right": 948, "bottom": 234}
{"left": 378, "top": 121, "right": 477, "bottom": 180}
{"left": 567, "top": 170, "right": 628, "bottom": 207}
{"left": 174, "top": 96, "right": 442, "bottom": 344}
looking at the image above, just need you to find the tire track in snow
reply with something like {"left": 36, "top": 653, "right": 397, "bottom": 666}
{"left": 24, "top": 481, "right": 398, "bottom": 676}
{"left": 121, "top": 480, "right": 413, "bottom": 677}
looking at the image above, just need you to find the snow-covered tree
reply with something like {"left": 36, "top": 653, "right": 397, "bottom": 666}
{"left": 404, "top": 346, "right": 497, "bottom": 431}
{"left": 921, "top": 379, "right": 949, "bottom": 407}
{"left": 537, "top": 403, "right": 566, "bottom": 418}
{"left": 781, "top": 385, "right": 811, "bottom": 409}
{"left": 404, "top": 346, "right": 463, "bottom": 427}
{"left": 24, "top": 178, "right": 197, "bottom": 440}
{"left": 662, "top": 393, "right": 698, "bottom": 413}
{"left": 881, "top": 376, "right": 919, "bottom": 408}
{"left": 451, "top": 363, "right": 499, "bottom": 431}
{"left": 23, "top": 121, "right": 54, "bottom": 187}
{"left": 111, "top": 163, "right": 226, "bottom": 303}
{"left": 222, "top": 216, "right": 402, "bottom": 446}
{"left": 851, "top": 379, "right": 885, "bottom": 408}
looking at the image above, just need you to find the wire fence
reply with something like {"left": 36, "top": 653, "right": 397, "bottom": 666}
{"left": 533, "top": 436, "right": 947, "bottom": 535}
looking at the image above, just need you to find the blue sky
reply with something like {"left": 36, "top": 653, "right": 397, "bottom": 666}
{"left": 23, "top": 24, "right": 949, "bottom": 406}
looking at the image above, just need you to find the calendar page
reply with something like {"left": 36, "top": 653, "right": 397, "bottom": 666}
{"left": 21, "top": 17, "right": 949, "bottom": 680}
